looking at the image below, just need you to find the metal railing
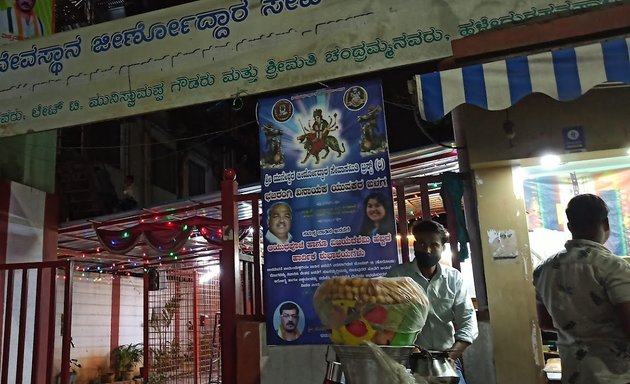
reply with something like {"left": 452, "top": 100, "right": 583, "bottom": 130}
{"left": 0, "top": 260, "right": 74, "bottom": 384}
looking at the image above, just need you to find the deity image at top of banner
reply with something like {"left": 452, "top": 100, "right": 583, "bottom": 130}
{"left": 257, "top": 78, "right": 399, "bottom": 345}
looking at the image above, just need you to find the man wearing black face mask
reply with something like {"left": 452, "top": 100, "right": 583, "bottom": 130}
{"left": 386, "top": 220, "right": 477, "bottom": 384}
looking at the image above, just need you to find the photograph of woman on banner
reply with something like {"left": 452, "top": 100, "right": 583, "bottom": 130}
{"left": 359, "top": 192, "right": 395, "bottom": 237}
{"left": 274, "top": 301, "right": 304, "bottom": 342}
{"left": 265, "top": 201, "right": 293, "bottom": 245}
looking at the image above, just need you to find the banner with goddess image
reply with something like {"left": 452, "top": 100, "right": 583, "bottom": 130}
{"left": 257, "top": 78, "right": 399, "bottom": 345}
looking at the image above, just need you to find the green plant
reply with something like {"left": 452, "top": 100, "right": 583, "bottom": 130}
{"left": 147, "top": 372, "right": 167, "bottom": 384}
{"left": 114, "top": 343, "right": 143, "bottom": 372}
{"left": 149, "top": 294, "right": 182, "bottom": 374}
{"left": 149, "top": 294, "right": 181, "bottom": 348}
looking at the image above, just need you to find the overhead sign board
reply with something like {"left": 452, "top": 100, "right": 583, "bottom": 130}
{"left": 0, "top": 0, "right": 618, "bottom": 137}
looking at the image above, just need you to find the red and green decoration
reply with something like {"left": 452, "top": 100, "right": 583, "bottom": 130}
{"left": 94, "top": 217, "right": 223, "bottom": 254}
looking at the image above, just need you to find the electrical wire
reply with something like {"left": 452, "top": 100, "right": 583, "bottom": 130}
{"left": 9, "top": 96, "right": 460, "bottom": 156}
{"left": 385, "top": 100, "right": 466, "bottom": 150}
{"left": 411, "top": 109, "right": 463, "bottom": 149}
{"left": 58, "top": 120, "right": 256, "bottom": 150}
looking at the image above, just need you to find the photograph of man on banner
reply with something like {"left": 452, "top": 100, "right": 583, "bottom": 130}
{"left": 0, "top": 0, "right": 52, "bottom": 44}
{"left": 265, "top": 201, "right": 293, "bottom": 245}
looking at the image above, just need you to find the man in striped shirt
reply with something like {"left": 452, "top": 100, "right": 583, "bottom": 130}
{"left": 1, "top": 0, "right": 45, "bottom": 44}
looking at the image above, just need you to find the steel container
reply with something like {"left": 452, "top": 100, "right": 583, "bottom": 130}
{"left": 332, "top": 345, "right": 413, "bottom": 384}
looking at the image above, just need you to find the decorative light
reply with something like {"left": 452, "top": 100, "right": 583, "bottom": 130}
{"left": 540, "top": 154, "right": 561, "bottom": 168}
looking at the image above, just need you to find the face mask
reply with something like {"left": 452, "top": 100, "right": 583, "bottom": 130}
{"left": 415, "top": 251, "right": 441, "bottom": 268}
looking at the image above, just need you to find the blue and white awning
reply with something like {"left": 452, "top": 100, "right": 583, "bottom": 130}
{"left": 415, "top": 36, "right": 630, "bottom": 122}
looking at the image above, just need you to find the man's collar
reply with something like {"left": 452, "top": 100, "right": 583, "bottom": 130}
{"left": 565, "top": 238, "right": 610, "bottom": 252}
{"left": 411, "top": 261, "right": 443, "bottom": 281}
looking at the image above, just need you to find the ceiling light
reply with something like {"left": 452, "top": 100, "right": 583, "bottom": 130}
{"left": 540, "top": 154, "right": 561, "bottom": 168}
{"left": 199, "top": 265, "right": 220, "bottom": 283}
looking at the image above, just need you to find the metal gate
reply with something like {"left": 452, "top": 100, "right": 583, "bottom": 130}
{"left": 147, "top": 265, "right": 221, "bottom": 384}
{"left": 0, "top": 260, "right": 74, "bottom": 384}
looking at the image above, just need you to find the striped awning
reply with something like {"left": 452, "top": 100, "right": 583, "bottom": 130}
{"left": 415, "top": 36, "right": 630, "bottom": 122}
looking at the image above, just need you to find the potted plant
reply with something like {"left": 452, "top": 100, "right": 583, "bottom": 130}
{"left": 100, "top": 369, "right": 115, "bottom": 383}
{"left": 114, "top": 343, "right": 143, "bottom": 380}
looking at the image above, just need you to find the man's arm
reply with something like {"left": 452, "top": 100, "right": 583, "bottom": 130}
{"left": 450, "top": 276, "right": 478, "bottom": 360}
{"left": 615, "top": 301, "right": 630, "bottom": 339}
{"left": 602, "top": 258, "right": 630, "bottom": 339}
{"left": 536, "top": 303, "right": 556, "bottom": 332}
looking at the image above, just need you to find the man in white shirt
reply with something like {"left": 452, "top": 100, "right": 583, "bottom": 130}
{"left": 387, "top": 220, "right": 477, "bottom": 384}
{"left": 265, "top": 201, "right": 293, "bottom": 245}
{"left": 1, "top": 0, "right": 46, "bottom": 44}
{"left": 534, "top": 194, "right": 630, "bottom": 384}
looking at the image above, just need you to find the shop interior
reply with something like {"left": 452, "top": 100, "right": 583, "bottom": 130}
{"left": 518, "top": 152, "right": 630, "bottom": 382}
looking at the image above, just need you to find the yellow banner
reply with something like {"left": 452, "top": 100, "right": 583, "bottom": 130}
{"left": 0, "top": 0, "right": 619, "bottom": 137}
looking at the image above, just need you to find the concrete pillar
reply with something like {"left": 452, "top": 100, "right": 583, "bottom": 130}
{"left": 474, "top": 166, "right": 545, "bottom": 384}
